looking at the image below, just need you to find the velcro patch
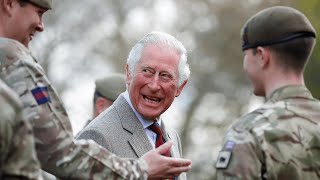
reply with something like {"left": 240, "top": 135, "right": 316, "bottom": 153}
{"left": 224, "top": 140, "right": 236, "bottom": 150}
{"left": 215, "top": 151, "right": 232, "bottom": 169}
{"left": 31, "top": 86, "right": 50, "bottom": 105}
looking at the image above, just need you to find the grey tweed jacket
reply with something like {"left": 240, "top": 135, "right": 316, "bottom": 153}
{"left": 76, "top": 94, "right": 186, "bottom": 180}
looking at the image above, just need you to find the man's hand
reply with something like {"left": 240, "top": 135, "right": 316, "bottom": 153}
{"left": 141, "top": 141, "right": 192, "bottom": 179}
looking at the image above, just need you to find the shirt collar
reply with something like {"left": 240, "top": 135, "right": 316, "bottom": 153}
{"left": 123, "top": 90, "right": 161, "bottom": 129}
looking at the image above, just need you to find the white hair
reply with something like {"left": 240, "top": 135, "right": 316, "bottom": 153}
{"left": 127, "top": 31, "right": 190, "bottom": 86}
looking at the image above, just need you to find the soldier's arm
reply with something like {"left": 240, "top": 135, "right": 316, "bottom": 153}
{"left": 0, "top": 38, "right": 146, "bottom": 179}
{"left": 0, "top": 80, "right": 42, "bottom": 179}
{"left": 214, "top": 134, "right": 262, "bottom": 180}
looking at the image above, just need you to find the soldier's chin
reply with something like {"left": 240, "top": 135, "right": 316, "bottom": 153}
{"left": 22, "top": 40, "right": 29, "bottom": 48}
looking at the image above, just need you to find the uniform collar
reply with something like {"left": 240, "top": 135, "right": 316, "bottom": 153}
{"left": 267, "top": 85, "right": 313, "bottom": 102}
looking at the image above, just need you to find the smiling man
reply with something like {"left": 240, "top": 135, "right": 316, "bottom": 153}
{"left": 0, "top": 0, "right": 47, "bottom": 47}
{"left": 77, "top": 31, "right": 191, "bottom": 180}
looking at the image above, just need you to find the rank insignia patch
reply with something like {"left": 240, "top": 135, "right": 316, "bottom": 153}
{"left": 31, "top": 86, "right": 50, "bottom": 105}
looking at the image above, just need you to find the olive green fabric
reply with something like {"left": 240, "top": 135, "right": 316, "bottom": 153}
{"left": 215, "top": 85, "right": 320, "bottom": 179}
{"left": 95, "top": 74, "right": 126, "bottom": 101}
{"left": 29, "top": 0, "right": 52, "bottom": 9}
{"left": 241, "top": 6, "right": 316, "bottom": 50}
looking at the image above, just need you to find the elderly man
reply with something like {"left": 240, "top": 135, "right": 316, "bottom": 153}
{"left": 214, "top": 6, "right": 320, "bottom": 179}
{"left": 77, "top": 31, "right": 190, "bottom": 180}
{"left": 0, "top": 0, "right": 191, "bottom": 179}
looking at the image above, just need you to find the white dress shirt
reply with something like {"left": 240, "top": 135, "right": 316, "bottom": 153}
{"left": 123, "top": 90, "right": 161, "bottom": 149}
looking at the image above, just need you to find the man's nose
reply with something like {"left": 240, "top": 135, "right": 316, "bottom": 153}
{"left": 148, "top": 75, "right": 161, "bottom": 91}
{"left": 36, "top": 21, "right": 44, "bottom": 32}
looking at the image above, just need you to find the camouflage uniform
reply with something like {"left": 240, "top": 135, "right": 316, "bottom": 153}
{"left": 0, "top": 79, "right": 42, "bottom": 179}
{"left": 215, "top": 85, "right": 320, "bottom": 179}
{"left": 0, "top": 38, "right": 148, "bottom": 179}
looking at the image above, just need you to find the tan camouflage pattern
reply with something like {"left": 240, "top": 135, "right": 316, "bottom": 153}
{"left": 0, "top": 79, "right": 42, "bottom": 179}
{"left": 215, "top": 85, "right": 320, "bottom": 180}
{"left": 0, "top": 38, "right": 148, "bottom": 180}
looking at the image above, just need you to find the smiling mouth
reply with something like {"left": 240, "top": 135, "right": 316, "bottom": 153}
{"left": 143, "top": 95, "right": 161, "bottom": 104}
{"left": 30, "top": 32, "right": 35, "bottom": 40}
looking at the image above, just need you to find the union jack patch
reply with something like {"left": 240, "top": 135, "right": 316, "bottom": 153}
{"left": 31, "top": 86, "right": 50, "bottom": 105}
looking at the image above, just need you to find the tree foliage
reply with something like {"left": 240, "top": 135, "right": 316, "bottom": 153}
{"left": 295, "top": 0, "right": 320, "bottom": 99}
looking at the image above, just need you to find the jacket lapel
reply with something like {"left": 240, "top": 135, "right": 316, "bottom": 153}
{"left": 114, "top": 95, "right": 153, "bottom": 157}
{"left": 161, "top": 120, "right": 180, "bottom": 158}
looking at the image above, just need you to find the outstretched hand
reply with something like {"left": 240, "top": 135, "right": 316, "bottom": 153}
{"left": 141, "top": 141, "right": 192, "bottom": 179}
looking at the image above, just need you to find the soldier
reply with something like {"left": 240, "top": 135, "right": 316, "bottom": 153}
{"left": 214, "top": 6, "right": 320, "bottom": 179}
{"left": 0, "top": 0, "right": 191, "bottom": 179}
{"left": 78, "top": 74, "right": 126, "bottom": 138}
{"left": 86, "top": 74, "right": 127, "bottom": 127}
{"left": 0, "top": 79, "right": 42, "bottom": 179}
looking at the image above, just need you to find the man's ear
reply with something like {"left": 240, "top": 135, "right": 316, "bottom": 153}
{"left": 175, "top": 80, "right": 188, "bottom": 97}
{"left": 256, "top": 46, "right": 270, "bottom": 69}
{"left": 125, "top": 64, "right": 132, "bottom": 85}
{"left": 95, "top": 97, "right": 106, "bottom": 114}
{"left": 2, "top": 0, "right": 15, "bottom": 17}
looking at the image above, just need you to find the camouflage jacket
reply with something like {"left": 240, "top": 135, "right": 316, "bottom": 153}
{"left": 215, "top": 85, "right": 320, "bottom": 180}
{"left": 0, "top": 79, "right": 42, "bottom": 179}
{"left": 0, "top": 38, "right": 148, "bottom": 180}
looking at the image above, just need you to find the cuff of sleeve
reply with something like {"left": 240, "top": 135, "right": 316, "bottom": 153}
{"left": 137, "top": 158, "right": 149, "bottom": 179}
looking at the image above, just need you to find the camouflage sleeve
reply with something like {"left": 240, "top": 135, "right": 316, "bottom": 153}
{"left": 214, "top": 117, "right": 263, "bottom": 180}
{"left": 0, "top": 38, "right": 148, "bottom": 179}
{"left": 0, "top": 80, "right": 42, "bottom": 179}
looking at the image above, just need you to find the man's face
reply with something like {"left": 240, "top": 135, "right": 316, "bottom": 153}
{"left": 243, "top": 49, "right": 265, "bottom": 96}
{"left": 94, "top": 97, "right": 113, "bottom": 118}
{"left": 9, "top": 1, "right": 47, "bottom": 47}
{"left": 126, "top": 44, "right": 186, "bottom": 120}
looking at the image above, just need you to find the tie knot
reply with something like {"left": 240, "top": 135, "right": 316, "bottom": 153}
{"left": 149, "top": 123, "right": 163, "bottom": 136}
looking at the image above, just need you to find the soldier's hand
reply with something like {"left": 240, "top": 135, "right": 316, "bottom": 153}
{"left": 141, "top": 141, "right": 192, "bottom": 179}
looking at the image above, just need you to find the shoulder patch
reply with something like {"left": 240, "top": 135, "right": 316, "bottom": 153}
{"left": 31, "top": 86, "right": 50, "bottom": 105}
{"left": 215, "top": 151, "right": 232, "bottom": 169}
